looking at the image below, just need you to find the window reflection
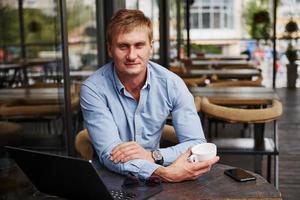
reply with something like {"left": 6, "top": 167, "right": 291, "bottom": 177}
{"left": 67, "top": 0, "right": 97, "bottom": 73}
{"left": 190, "top": 0, "right": 233, "bottom": 29}
{"left": 0, "top": 0, "right": 69, "bottom": 152}
{"left": 0, "top": 1, "right": 21, "bottom": 63}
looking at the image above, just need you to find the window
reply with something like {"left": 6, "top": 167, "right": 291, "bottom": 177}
{"left": 190, "top": 0, "right": 233, "bottom": 29}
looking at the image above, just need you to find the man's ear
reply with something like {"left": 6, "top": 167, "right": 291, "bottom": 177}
{"left": 107, "top": 43, "right": 112, "bottom": 57}
{"left": 150, "top": 40, "right": 154, "bottom": 53}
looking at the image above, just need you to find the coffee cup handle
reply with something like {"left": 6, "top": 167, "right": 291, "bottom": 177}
{"left": 188, "top": 155, "right": 197, "bottom": 163}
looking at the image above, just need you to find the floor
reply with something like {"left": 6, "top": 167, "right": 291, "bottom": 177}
{"left": 276, "top": 88, "right": 300, "bottom": 200}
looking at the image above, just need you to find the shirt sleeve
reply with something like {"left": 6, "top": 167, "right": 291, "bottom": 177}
{"left": 80, "top": 82, "right": 160, "bottom": 180}
{"left": 159, "top": 77, "right": 206, "bottom": 166}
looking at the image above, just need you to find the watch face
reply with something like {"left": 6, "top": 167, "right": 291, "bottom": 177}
{"left": 153, "top": 150, "right": 163, "bottom": 160}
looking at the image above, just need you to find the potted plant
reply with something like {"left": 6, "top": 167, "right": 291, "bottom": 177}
{"left": 285, "top": 43, "right": 298, "bottom": 89}
{"left": 284, "top": 19, "right": 299, "bottom": 89}
{"left": 285, "top": 19, "right": 299, "bottom": 34}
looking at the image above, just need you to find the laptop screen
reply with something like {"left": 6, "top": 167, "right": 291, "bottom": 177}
{"left": 4, "top": 146, "right": 163, "bottom": 200}
{"left": 4, "top": 146, "right": 113, "bottom": 200}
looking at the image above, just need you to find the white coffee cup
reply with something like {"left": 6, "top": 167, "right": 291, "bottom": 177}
{"left": 188, "top": 143, "right": 217, "bottom": 163}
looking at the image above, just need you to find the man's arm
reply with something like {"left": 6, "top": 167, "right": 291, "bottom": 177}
{"left": 154, "top": 148, "right": 219, "bottom": 182}
{"left": 109, "top": 77, "right": 206, "bottom": 166}
{"left": 80, "top": 82, "right": 160, "bottom": 179}
{"left": 159, "top": 77, "right": 206, "bottom": 165}
{"left": 110, "top": 141, "right": 153, "bottom": 163}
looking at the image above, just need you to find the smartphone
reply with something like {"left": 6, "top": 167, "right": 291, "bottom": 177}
{"left": 224, "top": 168, "right": 256, "bottom": 182}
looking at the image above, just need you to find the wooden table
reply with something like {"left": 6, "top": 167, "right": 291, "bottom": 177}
{"left": 191, "top": 60, "right": 252, "bottom": 67}
{"left": 0, "top": 86, "right": 79, "bottom": 118}
{"left": 0, "top": 161, "right": 281, "bottom": 200}
{"left": 189, "top": 87, "right": 278, "bottom": 105}
{"left": 150, "top": 164, "right": 282, "bottom": 200}
{"left": 98, "top": 163, "right": 282, "bottom": 200}
{"left": 0, "top": 88, "right": 65, "bottom": 105}
{"left": 70, "top": 70, "right": 93, "bottom": 80}
{"left": 203, "top": 54, "right": 248, "bottom": 60}
{"left": 28, "top": 70, "right": 94, "bottom": 82}
{"left": 181, "top": 69, "right": 261, "bottom": 80}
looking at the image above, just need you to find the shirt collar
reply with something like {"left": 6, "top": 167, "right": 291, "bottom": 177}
{"left": 112, "top": 63, "right": 151, "bottom": 94}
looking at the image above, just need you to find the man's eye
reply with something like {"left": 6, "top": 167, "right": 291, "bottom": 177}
{"left": 119, "top": 45, "right": 128, "bottom": 50}
{"left": 136, "top": 43, "right": 145, "bottom": 49}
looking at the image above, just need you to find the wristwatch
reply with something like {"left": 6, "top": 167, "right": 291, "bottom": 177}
{"left": 151, "top": 150, "right": 164, "bottom": 165}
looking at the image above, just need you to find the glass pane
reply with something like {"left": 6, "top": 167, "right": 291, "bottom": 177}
{"left": 213, "top": 12, "right": 220, "bottom": 28}
{"left": 0, "top": 1, "right": 20, "bottom": 62}
{"left": 23, "top": 0, "right": 59, "bottom": 61}
{"left": 191, "top": 13, "right": 199, "bottom": 29}
{"left": 224, "top": 13, "right": 228, "bottom": 27}
{"left": 202, "top": 12, "right": 210, "bottom": 28}
{"left": 126, "top": 0, "right": 139, "bottom": 9}
{"left": 67, "top": 0, "right": 97, "bottom": 72}
{"left": 0, "top": 0, "right": 67, "bottom": 152}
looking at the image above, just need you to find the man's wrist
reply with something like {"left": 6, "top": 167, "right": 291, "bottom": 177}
{"left": 153, "top": 166, "right": 166, "bottom": 177}
{"left": 151, "top": 150, "right": 164, "bottom": 165}
{"left": 153, "top": 166, "right": 172, "bottom": 182}
{"left": 148, "top": 151, "right": 155, "bottom": 163}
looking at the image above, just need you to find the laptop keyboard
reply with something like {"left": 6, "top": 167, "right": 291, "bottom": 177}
{"left": 110, "top": 189, "right": 136, "bottom": 200}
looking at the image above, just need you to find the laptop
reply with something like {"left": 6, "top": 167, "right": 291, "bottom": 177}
{"left": 4, "top": 146, "right": 163, "bottom": 200}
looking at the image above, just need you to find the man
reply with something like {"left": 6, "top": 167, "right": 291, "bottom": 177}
{"left": 80, "top": 9, "right": 219, "bottom": 182}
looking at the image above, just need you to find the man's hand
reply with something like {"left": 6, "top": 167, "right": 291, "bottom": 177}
{"left": 154, "top": 148, "right": 219, "bottom": 182}
{"left": 110, "top": 141, "right": 153, "bottom": 163}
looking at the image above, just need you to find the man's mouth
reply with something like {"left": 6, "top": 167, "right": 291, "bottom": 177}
{"left": 125, "top": 62, "right": 139, "bottom": 66}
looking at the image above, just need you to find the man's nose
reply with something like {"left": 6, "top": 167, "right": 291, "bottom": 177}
{"left": 127, "top": 47, "right": 137, "bottom": 60}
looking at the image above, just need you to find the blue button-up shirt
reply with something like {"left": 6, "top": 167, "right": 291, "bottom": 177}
{"left": 80, "top": 61, "right": 206, "bottom": 180}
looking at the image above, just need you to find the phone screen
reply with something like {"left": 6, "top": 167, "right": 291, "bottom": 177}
{"left": 224, "top": 168, "right": 256, "bottom": 182}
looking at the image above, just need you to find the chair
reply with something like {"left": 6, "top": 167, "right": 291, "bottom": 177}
{"left": 183, "top": 76, "right": 207, "bottom": 87}
{"left": 160, "top": 125, "right": 178, "bottom": 148}
{"left": 180, "top": 58, "right": 192, "bottom": 66}
{"left": 0, "top": 121, "right": 22, "bottom": 146}
{"left": 200, "top": 97, "right": 282, "bottom": 188}
{"left": 206, "top": 75, "right": 264, "bottom": 137}
{"left": 75, "top": 129, "right": 94, "bottom": 160}
{"left": 0, "top": 95, "right": 79, "bottom": 117}
{"left": 169, "top": 66, "right": 187, "bottom": 75}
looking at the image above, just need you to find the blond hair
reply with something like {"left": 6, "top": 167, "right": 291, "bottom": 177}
{"left": 106, "top": 9, "right": 153, "bottom": 45}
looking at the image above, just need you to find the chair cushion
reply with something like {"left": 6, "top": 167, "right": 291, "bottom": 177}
{"left": 75, "top": 129, "right": 94, "bottom": 160}
{"left": 194, "top": 96, "right": 201, "bottom": 112}
{"left": 201, "top": 97, "right": 283, "bottom": 123}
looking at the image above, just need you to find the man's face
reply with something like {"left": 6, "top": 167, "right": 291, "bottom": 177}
{"left": 108, "top": 27, "right": 153, "bottom": 78}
